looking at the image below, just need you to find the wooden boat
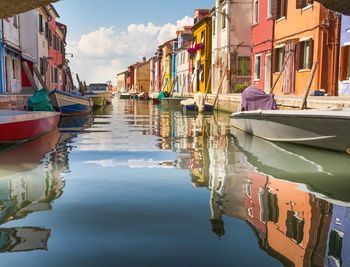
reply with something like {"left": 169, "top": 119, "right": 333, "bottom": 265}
{"left": 86, "top": 94, "right": 105, "bottom": 107}
{"left": 0, "top": 110, "right": 60, "bottom": 143}
{"left": 88, "top": 83, "right": 113, "bottom": 105}
{"left": 182, "top": 102, "right": 214, "bottom": 113}
{"left": 119, "top": 93, "right": 132, "bottom": 99}
{"left": 231, "top": 109, "right": 350, "bottom": 153}
{"left": 49, "top": 89, "right": 92, "bottom": 116}
{"left": 231, "top": 127, "right": 350, "bottom": 203}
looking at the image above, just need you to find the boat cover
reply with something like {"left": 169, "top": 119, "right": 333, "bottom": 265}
{"left": 241, "top": 86, "right": 277, "bottom": 111}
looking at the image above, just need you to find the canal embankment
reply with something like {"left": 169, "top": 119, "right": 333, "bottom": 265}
{"left": 174, "top": 93, "right": 350, "bottom": 113}
{"left": 0, "top": 95, "right": 30, "bottom": 110}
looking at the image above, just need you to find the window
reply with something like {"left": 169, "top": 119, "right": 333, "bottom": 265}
{"left": 48, "top": 29, "right": 52, "bottom": 46}
{"left": 297, "top": 39, "right": 313, "bottom": 70}
{"left": 39, "top": 14, "right": 43, "bottom": 33}
{"left": 272, "top": 0, "right": 287, "bottom": 20}
{"left": 40, "top": 58, "right": 45, "bottom": 75}
{"left": 201, "top": 31, "right": 205, "bottom": 44}
{"left": 254, "top": 54, "right": 262, "bottom": 80}
{"left": 13, "top": 15, "right": 18, "bottom": 28}
{"left": 267, "top": 0, "right": 272, "bottom": 17}
{"left": 296, "top": 0, "right": 314, "bottom": 9}
{"left": 286, "top": 211, "right": 305, "bottom": 244}
{"left": 12, "top": 58, "right": 20, "bottom": 80}
{"left": 246, "top": 184, "right": 252, "bottom": 198}
{"left": 200, "top": 64, "right": 204, "bottom": 83}
{"left": 274, "top": 47, "right": 284, "bottom": 72}
{"left": 340, "top": 46, "right": 350, "bottom": 81}
{"left": 259, "top": 188, "right": 279, "bottom": 223}
{"left": 238, "top": 57, "right": 251, "bottom": 77}
{"left": 45, "top": 22, "right": 49, "bottom": 39}
{"left": 253, "top": 0, "right": 259, "bottom": 24}
{"left": 222, "top": 9, "right": 226, "bottom": 30}
{"left": 212, "top": 18, "right": 216, "bottom": 36}
{"left": 328, "top": 230, "right": 343, "bottom": 261}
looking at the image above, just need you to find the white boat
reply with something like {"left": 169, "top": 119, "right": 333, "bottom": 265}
{"left": 231, "top": 109, "right": 350, "bottom": 153}
{"left": 88, "top": 83, "right": 113, "bottom": 105}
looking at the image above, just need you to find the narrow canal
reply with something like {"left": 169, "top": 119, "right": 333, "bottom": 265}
{"left": 0, "top": 98, "right": 349, "bottom": 266}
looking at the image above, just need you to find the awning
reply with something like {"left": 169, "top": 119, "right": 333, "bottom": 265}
{"left": 0, "top": 0, "right": 59, "bottom": 18}
{"left": 4, "top": 44, "right": 21, "bottom": 58}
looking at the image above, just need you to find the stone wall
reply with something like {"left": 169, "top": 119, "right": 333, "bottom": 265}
{"left": 0, "top": 95, "right": 30, "bottom": 110}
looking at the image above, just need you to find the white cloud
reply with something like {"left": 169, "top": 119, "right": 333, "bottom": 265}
{"left": 67, "top": 16, "right": 193, "bottom": 85}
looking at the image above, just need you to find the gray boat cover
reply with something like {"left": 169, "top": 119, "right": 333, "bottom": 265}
{"left": 241, "top": 86, "right": 278, "bottom": 111}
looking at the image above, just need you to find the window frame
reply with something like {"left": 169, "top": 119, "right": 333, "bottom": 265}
{"left": 254, "top": 54, "right": 262, "bottom": 81}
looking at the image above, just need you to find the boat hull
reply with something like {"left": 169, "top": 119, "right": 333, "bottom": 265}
{"left": 92, "top": 91, "right": 113, "bottom": 105}
{"left": 87, "top": 95, "right": 105, "bottom": 107}
{"left": 0, "top": 110, "right": 61, "bottom": 143}
{"left": 119, "top": 94, "right": 131, "bottom": 99}
{"left": 183, "top": 103, "right": 214, "bottom": 113}
{"left": 231, "top": 110, "right": 350, "bottom": 153}
{"left": 49, "top": 90, "right": 92, "bottom": 116}
{"left": 161, "top": 97, "right": 187, "bottom": 108}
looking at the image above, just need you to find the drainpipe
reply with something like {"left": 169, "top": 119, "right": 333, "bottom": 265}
{"left": 0, "top": 19, "right": 4, "bottom": 93}
{"left": 227, "top": 0, "right": 231, "bottom": 94}
{"left": 333, "top": 13, "right": 341, "bottom": 96}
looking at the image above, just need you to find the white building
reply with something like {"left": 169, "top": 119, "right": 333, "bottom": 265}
{"left": 211, "top": 0, "right": 252, "bottom": 94}
{"left": 20, "top": 9, "right": 39, "bottom": 92}
{"left": 3, "top": 15, "right": 22, "bottom": 93}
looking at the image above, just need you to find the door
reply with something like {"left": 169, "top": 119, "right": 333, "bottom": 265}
{"left": 264, "top": 54, "right": 272, "bottom": 93}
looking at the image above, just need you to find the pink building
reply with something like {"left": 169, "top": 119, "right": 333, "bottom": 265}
{"left": 251, "top": 0, "right": 274, "bottom": 92}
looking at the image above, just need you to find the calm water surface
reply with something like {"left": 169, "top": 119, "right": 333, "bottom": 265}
{"left": 0, "top": 99, "right": 349, "bottom": 267}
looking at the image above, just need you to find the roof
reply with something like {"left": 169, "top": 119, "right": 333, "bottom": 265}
{"left": 0, "top": 0, "right": 59, "bottom": 18}
{"left": 116, "top": 70, "right": 129, "bottom": 76}
{"left": 315, "top": 0, "right": 350, "bottom": 15}
{"left": 47, "top": 3, "right": 60, "bottom": 18}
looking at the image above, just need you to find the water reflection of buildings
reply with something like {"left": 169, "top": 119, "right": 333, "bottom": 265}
{"left": 175, "top": 113, "right": 350, "bottom": 267}
{"left": 0, "top": 128, "right": 73, "bottom": 253}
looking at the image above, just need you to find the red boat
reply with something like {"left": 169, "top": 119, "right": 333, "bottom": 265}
{"left": 0, "top": 110, "right": 61, "bottom": 143}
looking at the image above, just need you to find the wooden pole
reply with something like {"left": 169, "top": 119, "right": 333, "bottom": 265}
{"left": 33, "top": 66, "right": 47, "bottom": 89}
{"left": 204, "top": 67, "right": 212, "bottom": 103}
{"left": 22, "top": 62, "right": 37, "bottom": 91}
{"left": 213, "top": 67, "right": 227, "bottom": 108}
{"left": 300, "top": 62, "right": 318, "bottom": 110}
{"left": 170, "top": 76, "right": 178, "bottom": 97}
{"left": 84, "top": 81, "right": 88, "bottom": 94}
{"left": 269, "top": 52, "right": 292, "bottom": 94}
{"left": 76, "top": 74, "right": 83, "bottom": 94}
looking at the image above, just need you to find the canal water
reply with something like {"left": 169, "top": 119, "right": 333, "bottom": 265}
{"left": 0, "top": 98, "right": 349, "bottom": 266}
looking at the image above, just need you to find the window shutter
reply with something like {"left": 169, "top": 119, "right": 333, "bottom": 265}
{"left": 296, "top": 0, "right": 303, "bottom": 9}
{"left": 308, "top": 39, "right": 314, "bottom": 69}
{"left": 295, "top": 42, "right": 301, "bottom": 70}
{"left": 39, "top": 14, "right": 43, "bottom": 33}
{"left": 271, "top": 0, "right": 278, "bottom": 20}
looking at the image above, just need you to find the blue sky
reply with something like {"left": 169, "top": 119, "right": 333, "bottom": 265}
{"left": 56, "top": 0, "right": 213, "bottom": 42}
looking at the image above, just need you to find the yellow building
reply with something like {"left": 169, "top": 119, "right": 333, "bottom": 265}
{"left": 192, "top": 10, "right": 212, "bottom": 93}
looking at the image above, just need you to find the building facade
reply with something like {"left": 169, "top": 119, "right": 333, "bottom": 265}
{"left": 3, "top": 15, "right": 22, "bottom": 94}
{"left": 251, "top": 0, "right": 274, "bottom": 92}
{"left": 0, "top": 20, "right": 4, "bottom": 93}
{"left": 339, "top": 15, "right": 350, "bottom": 95}
{"left": 160, "top": 40, "right": 174, "bottom": 93}
{"left": 212, "top": 0, "right": 252, "bottom": 94}
{"left": 272, "top": 0, "right": 341, "bottom": 96}
{"left": 19, "top": 9, "right": 39, "bottom": 92}
{"left": 116, "top": 70, "right": 128, "bottom": 92}
{"left": 191, "top": 9, "right": 212, "bottom": 94}
{"left": 134, "top": 59, "right": 151, "bottom": 93}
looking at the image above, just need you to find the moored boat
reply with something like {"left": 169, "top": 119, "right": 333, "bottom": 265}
{"left": 182, "top": 101, "right": 214, "bottom": 113}
{"left": 86, "top": 94, "right": 105, "bottom": 107}
{"left": 231, "top": 109, "right": 350, "bottom": 153}
{"left": 49, "top": 89, "right": 92, "bottom": 116}
{"left": 88, "top": 83, "right": 113, "bottom": 105}
{"left": 119, "top": 93, "right": 132, "bottom": 99}
{"left": 0, "top": 110, "right": 60, "bottom": 143}
{"left": 160, "top": 97, "right": 188, "bottom": 108}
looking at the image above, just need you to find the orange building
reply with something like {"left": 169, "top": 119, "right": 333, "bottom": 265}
{"left": 272, "top": 0, "right": 340, "bottom": 96}
{"left": 265, "top": 178, "right": 331, "bottom": 267}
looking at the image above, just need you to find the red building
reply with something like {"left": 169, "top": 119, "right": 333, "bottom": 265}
{"left": 126, "top": 65, "right": 135, "bottom": 92}
{"left": 251, "top": 0, "right": 274, "bottom": 92}
{"left": 47, "top": 5, "right": 66, "bottom": 91}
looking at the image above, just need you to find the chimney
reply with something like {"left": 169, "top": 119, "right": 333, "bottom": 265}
{"left": 143, "top": 57, "right": 146, "bottom": 62}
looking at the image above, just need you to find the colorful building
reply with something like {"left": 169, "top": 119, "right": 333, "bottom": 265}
{"left": 36, "top": 6, "right": 51, "bottom": 88}
{"left": 133, "top": 59, "right": 151, "bottom": 93}
{"left": 126, "top": 64, "right": 135, "bottom": 92}
{"left": 175, "top": 27, "right": 192, "bottom": 95}
{"left": 149, "top": 56, "right": 156, "bottom": 93}
{"left": 191, "top": 9, "right": 212, "bottom": 94}
{"left": 0, "top": 19, "right": 4, "bottom": 93}
{"left": 325, "top": 205, "right": 350, "bottom": 267}
{"left": 272, "top": 1, "right": 341, "bottom": 96}
{"left": 47, "top": 4, "right": 66, "bottom": 91}
{"left": 211, "top": 0, "right": 252, "bottom": 94}
{"left": 339, "top": 15, "right": 350, "bottom": 95}
{"left": 251, "top": 0, "right": 274, "bottom": 92}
